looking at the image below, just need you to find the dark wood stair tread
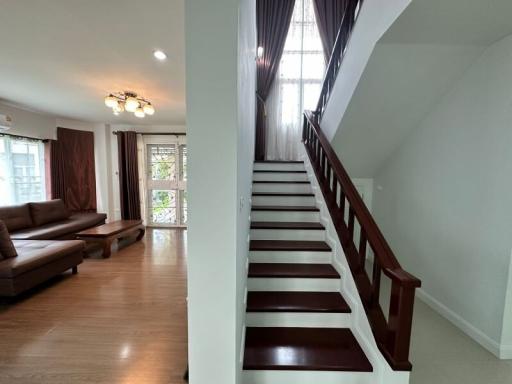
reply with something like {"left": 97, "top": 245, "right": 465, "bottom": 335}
{"left": 253, "top": 170, "right": 306, "bottom": 173}
{"left": 255, "top": 160, "right": 304, "bottom": 163}
{"left": 251, "top": 222, "right": 324, "bottom": 230}
{"left": 252, "top": 192, "right": 314, "bottom": 197}
{"left": 248, "top": 263, "right": 339, "bottom": 278}
{"left": 250, "top": 240, "right": 330, "bottom": 251}
{"left": 253, "top": 180, "right": 310, "bottom": 184}
{"left": 251, "top": 206, "right": 319, "bottom": 212}
{"left": 244, "top": 327, "right": 373, "bottom": 372}
{"left": 247, "top": 292, "right": 350, "bottom": 313}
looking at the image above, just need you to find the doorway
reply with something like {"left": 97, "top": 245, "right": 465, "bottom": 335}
{"left": 143, "top": 135, "right": 187, "bottom": 228}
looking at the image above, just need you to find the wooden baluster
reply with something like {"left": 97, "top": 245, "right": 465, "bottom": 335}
{"left": 339, "top": 189, "right": 346, "bottom": 224}
{"left": 371, "top": 262, "right": 381, "bottom": 307}
{"left": 322, "top": 153, "right": 327, "bottom": 184}
{"left": 302, "top": 115, "right": 307, "bottom": 142}
{"left": 326, "top": 163, "right": 332, "bottom": 198}
{"left": 387, "top": 283, "right": 416, "bottom": 369}
{"left": 359, "top": 229, "right": 367, "bottom": 271}
{"left": 332, "top": 175, "right": 338, "bottom": 208}
{"left": 316, "top": 138, "right": 321, "bottom": 169}
{"left": 348, "top": 207, "right": 355, "bottom": 245}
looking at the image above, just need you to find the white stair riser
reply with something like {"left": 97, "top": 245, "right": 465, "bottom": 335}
{"left": 250, "top": 229, "right": 325, "bottom": 241}
{"left": 248, "top": 277, "right": 340, "bottom": 292}
{"left": 246, "top": 312, "right": 351, "bottom": 328}
{"left": 252, "top": 195, "right": 316, "bottom": 206}
{"left": 252, "top": 183, "right": 312, "bottom": 194}
{"left": 249, "top": 250, "right": 332, "bottom": 264}
{"left": 253, "top": 172, "right": 309, "bottom": 182}
{"left": 243, "top": 370, "right": 376, "bottom": 384}
{"left": 254, "top": 163, "right": 305, "bottom": 172}
{"left": 251, "top": 210, "right": 320, "bottom": 222}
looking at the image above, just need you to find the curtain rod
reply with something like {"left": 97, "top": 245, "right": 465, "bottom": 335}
{"left": 112, "top": 131, "right": 186, "bottom": 136}
{"left": 0, "top": 132, "right": 49, "bottom": 143}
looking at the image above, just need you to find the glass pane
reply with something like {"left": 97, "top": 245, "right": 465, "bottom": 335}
{"left": 179, "top": 144, "right": 187, "bottom": 182}
{"left": 180, "top": 190, "right": 188, "bottom": 225}
{"left": 147, "top": 144, "right": 176, "bottom": 181}
{"left": 280, "top": 83, "right": 301, "bottom": 126}
{"left": 302, "top": 53, "right": 325, "bottom": 81}
{"left": 150, "top": 190, "right": 177, "bottom": 225}
{"left": 303, "top": 82, "right": 322, "bottom": 111}
{"left": 8, "top": 138, "right": 45, "bottom": 204}
{"left": 278, "top": 53, "right": 302, "bottom": 80}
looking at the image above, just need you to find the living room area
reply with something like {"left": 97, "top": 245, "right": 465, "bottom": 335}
{"left": 0, "top": 1, "right": 188, "bottom": 382}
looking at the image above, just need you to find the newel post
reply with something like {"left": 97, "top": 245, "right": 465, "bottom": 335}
{"left": 386, "top": 281, "right": 417, "bottom": 370}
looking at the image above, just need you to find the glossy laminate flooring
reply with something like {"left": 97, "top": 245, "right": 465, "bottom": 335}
{"left": 0, "top": 229, "right": 187, "bottom": 384}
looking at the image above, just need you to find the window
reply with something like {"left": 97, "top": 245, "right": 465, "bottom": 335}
{"left": 145, "top": 138, "right": 187, "bottom": 227}
{"left": 266, "top": 0, "right": 325, "bottom": 160}
{"left": 0, "top": 135, "right": 46, "bottom": 205}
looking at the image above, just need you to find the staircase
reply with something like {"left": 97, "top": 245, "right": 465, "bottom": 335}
{"left": 243, "top": 160, "right": 375, "bottom": 384}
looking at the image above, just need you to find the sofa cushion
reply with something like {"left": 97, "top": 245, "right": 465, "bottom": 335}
{"left": 0, "top": 204, "right": 33, "bottom": 232}
{"left": 0, "top": 240, "right": 84, "bottom": 278}
{"left": 9, "top": 213, "right": 107, "bottom": 240}
{"left": 0, "top": 220, "right": 17, "bottom": 260}
{"left": 29, "top": 200, "right": 71, "bottom": 227}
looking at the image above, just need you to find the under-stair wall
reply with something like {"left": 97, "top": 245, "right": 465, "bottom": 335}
{"left": 319, "top": 0, "right": 411, "bottom": 141}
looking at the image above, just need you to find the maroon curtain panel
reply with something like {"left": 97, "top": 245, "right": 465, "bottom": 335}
{"left": 255, "top": 0, "right": 296, "bottom": 161}
{"left": 117, "top": 131, "right": 141, "bottom": 220}
{"left": 50, "top": 128, "right": 97, "bottom": 213}
{"left": 313, "top": 0, "right": 353, "bottom": 63}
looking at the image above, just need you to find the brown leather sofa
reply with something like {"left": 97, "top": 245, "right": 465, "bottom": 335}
{"left": 0, "top": 200, "right": 107, "bottom": 240}
{"left": 0, "top": 200, "right": 107, "bottom": 296}
{"left": 0, "top": 239, "right": 85, "bottom": 296}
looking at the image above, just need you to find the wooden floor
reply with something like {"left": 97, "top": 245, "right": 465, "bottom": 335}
{"left": 0, "top": 228, "right": 188, "bottom": 384}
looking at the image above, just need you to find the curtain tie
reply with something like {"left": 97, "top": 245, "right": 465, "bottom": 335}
{"left": 256, "top": 92, "right": 267, "bottom": 117}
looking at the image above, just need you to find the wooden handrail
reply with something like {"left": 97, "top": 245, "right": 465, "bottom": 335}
{"left": 316, "top": 0, "right": 363, "bottom": 119}
{"left": 302, "top": 111, "right": 421, "bottom": 370}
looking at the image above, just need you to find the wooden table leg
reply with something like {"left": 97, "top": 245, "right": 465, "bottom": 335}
{"left": 136, "top": 226, "right": 146, "bottom": 241}
{"left": 103, "top": 238, "right": 113, "bottom": 258}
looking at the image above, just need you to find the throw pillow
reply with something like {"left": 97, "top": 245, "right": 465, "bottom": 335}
{"left": 0, "top": 220, "right": 17, "bottom": 260}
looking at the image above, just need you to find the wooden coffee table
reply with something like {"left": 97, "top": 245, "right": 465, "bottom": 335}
{"left": 76, "top": 220, "right": 146, "bottom": 258}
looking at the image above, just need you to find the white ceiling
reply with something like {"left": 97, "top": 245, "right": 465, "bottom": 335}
{"left": 0, "top": 0, "right": 185, "bottom": 125}
{"left": 331, "top": 0, "right": 512, "bottom": 177}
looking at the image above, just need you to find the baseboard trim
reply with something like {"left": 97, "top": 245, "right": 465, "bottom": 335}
{"left": 416, "top": 288, "right": 512, "bottom": 359}
{"left": 500, "top": 344, "right": 512, "bottom": 359}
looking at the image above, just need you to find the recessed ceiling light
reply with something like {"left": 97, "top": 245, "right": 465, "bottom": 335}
{"left": 153, "top": 50, "right": 167, "bottom": 61}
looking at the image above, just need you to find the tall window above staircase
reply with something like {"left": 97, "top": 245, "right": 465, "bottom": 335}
{"left": 266, "top": 0, "right": 325, "bottom": 161}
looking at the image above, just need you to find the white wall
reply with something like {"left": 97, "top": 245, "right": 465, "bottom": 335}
{"left": 0, "top": 101, "right": 56, "bottom": 139}
{"left": 185, "top": 0, "right": 240, "bottom": 383}
{"left": 236, "top": 0, "right": 256, "bottom": 381}
{"left": 372, "top": 34, "right": 512, "bottom": 357}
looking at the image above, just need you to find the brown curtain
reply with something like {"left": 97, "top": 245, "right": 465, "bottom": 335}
{"left": 50, "top": 128, "right": 97, "bottom": 212}
{"left": 313, "top": 0, "right": 353, "bottom": 64}
{"left": 117, "top": 131, "right": 141, "bottom": 220}
{"left": 255, "top": 0, "right": 296, "bottom": 161}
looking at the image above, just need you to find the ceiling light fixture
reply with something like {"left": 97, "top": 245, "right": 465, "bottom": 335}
{"left": 104, "top": 91, "right": 155, "bottom": 118}
{"left": 153, "top": 50, "right": 167, "bottom": 61}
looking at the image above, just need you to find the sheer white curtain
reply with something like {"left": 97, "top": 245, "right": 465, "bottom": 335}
{"left": 266, "top": 0, "right": 325, "bottom": 161}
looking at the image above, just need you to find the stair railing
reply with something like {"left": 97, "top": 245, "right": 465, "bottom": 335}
{"left": 316, "top": 0, "right": 363, "bottom": 119}
{"left": 302, "top": 111, "right": 421, "bottom": 371}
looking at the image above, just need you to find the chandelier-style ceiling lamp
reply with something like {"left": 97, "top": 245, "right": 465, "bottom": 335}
{"left": 104, "top": 91, "right": 155, "bottom": 118}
